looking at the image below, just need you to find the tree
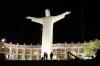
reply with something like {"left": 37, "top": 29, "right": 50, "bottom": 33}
{"left": 84, "top": 41, "right": 97, "bottom": 56}
{"left": 95, "top": 40, "right": 100, "bottom": 49}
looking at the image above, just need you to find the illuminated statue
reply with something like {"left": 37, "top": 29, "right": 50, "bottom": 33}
{"left": 26, "top": 9, "right": 71, "bottom": 59}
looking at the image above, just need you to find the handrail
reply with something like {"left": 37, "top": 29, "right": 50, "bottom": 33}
{"left": 67, "top": 51, "right": 79, "bottom": 60}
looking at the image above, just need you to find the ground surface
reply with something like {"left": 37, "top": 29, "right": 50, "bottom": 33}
{"left": 0, "top": 59, "right": 99, "bottom": 66}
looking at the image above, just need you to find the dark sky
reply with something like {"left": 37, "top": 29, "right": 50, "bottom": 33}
{"left": 0, "top": 0, "right": 100, "bottom": 44}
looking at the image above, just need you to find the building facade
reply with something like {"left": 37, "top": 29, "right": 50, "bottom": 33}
{"left": 1, "top": 42, "right": 85, "bottom": 60}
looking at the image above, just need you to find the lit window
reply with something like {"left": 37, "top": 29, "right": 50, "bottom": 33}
{"left": 25, "top": 49, "right": 30, "bottom": 54}
{"left": 25, "top": 55, "right": 30, "bottom": 60}
{"left": 32, "top": 55, "right": 37, "bottom": 60}
{"left": 32, "top": 49, "right": 37, "bottom": 54}
{"left": 66, "top": 48, "right": 71, "bottom": 52}
{"left": 79, "top": 48, "right": 84, "bottom": 53}
{"left": 73, "top": 48, "right": 78, "bottom": 53}
{"left": 18, "top": 49, "right": 23, "bottom": 54}
{"left": 17, "top": 55, "right": 22, "bottom": 60}
{"left": 12, "top": 48, "right": 16, "bottom": 53}
{"left": 6, "top": 48, "right": 9, "bottom": 53}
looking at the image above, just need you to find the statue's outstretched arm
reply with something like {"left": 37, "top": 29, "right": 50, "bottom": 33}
{"left": 52, "top": 11, "right": 71, "bottom": 23}
{"left": 26, "top": 16, "right": 43, "bottom": 24}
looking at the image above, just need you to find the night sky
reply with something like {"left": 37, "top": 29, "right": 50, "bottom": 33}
{"left": 0, "top": 0, "right": 100, "bottom": 44}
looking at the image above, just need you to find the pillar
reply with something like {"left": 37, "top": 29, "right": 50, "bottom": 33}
{"left": 30, "top": 44, "right": 33, "bottom": 60}
{"left": 9, "top": 42, "right": 12, "bottom": 60}
{"left": 16, "top": 43, "right": 19, "bottom": 60}
{"left": 22, "top": 43, "right": 25, "bottom": 60}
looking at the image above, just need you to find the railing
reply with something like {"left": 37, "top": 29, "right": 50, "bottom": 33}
{"left": 67, "top": 51, "right": 79, "bottom": 60}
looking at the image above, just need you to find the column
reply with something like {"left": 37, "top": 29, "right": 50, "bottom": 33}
{"left": 22, "top": 44, "right": 25, "bottom": 60}
{"left": 83, "top": 41, "right": 85, "bottom": 55}
{"left": 37, "top": 49, "right": 40, "bottom": 60}
{"left": 71, "top": 42, "right": 74, "bottom": 59}
{"left": 78, "top": 48, "right": 80, "bottom": 57}
{"left": 9, "top": 42, "right": 12, "bottom": 60}
{"left": 16, "top": 43, "right": 19, "bottom": 60}
{"left": 30, "top": 48, "right": 32, "bottom": 60}
{"left": 65, "top": 48, "right": 67, "bottom": 59}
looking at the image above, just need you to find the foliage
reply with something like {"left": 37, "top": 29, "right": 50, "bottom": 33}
{"left": 84, "top": 41, "right": 97, "bottom": 56}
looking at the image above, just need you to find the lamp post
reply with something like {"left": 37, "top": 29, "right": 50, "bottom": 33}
{"left": 1, "top": 38, "right": 6, "bottom": 43}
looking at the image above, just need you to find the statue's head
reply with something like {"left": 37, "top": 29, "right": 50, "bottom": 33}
{"left": 45, "top": 9, "right": 50, "bottom": 17}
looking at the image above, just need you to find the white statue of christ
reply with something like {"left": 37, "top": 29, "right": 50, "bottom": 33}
{"left": 26, "top": 9, "right": 71, "bottom": 59}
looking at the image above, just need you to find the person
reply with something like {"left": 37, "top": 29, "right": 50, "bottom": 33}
{"left": 44, "top": 52, "right": 48, "bottom": 60}
{"left": 45, "top": 53, "right": 48, "bottom": 60}
{"left": 50, "top": 52, "right": 53, "bottom": 60}
{"left": 44, "top": 52, "right": 46, "bottom": 60}
{"left": 41, "top": 57, "right": 44, "bottom": 60}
